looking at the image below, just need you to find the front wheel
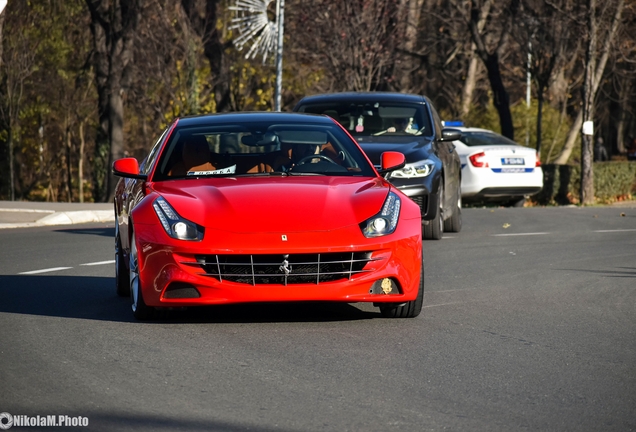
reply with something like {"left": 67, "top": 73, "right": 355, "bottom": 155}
{"left": 443, "top": 183, "right": 462, "bottom": 233}
{"left": 379, "top": 263, "right": 424, "bottom": 318}
{"left": 130, "top": 235, "right": 153, "bottom": 321}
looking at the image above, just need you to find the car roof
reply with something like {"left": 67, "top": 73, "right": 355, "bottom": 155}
{"left": 296, "top": 92, "right": 430, "bottom": 105}
{"left": 175, "top": 111, "right": 335, "bottom": 127}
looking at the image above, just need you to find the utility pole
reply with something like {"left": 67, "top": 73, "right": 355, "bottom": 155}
{"left": 274, "top": 0, "right": 284, "bottom": 112}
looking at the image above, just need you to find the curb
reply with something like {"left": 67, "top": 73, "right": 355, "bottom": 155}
{"left": 0, "top": 210, "right": 114, "bottom": 229}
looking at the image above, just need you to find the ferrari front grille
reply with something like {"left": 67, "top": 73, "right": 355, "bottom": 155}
{"left": 192, "top": 252, "right": 375, "bottom": 285}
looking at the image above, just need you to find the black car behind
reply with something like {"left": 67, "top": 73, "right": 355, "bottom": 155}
{"left": 294, "top": 92, "right": 462, "bottom": 240}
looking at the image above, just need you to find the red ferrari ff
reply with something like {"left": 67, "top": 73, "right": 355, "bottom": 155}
{"left": 113, "top": 112, "right": 423, "bottom": 320}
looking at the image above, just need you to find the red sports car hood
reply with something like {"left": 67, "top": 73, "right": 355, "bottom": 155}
{"left": 150, "top": 176, "right": 390, "bottom": 232}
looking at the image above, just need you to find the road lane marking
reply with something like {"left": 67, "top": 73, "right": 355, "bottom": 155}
{"left": 19, "top": 267, "right": 73, "bottom": 275}
{"left": 80, "top": 260, "right": 115, "bottom": 266}
{"left": 593, "top": 229, "right": 636, "bottom": 233}
{"left": 492, "top": 232, "right": 549, "bottom": 237}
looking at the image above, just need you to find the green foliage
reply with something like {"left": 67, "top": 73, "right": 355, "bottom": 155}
{"left": 230, "top": 60, "right": 276, "bottom": 111}
{"left": 455, "top": 99, "right": 576, "bottom": 165}
{"left": 458, "top": 103, "right": 501, "bottom": 133}
{"left": 534, "top": 162, "right": 636, "bottom": 205}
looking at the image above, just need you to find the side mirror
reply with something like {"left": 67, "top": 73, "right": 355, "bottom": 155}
{"left": 379, "top": 151, "right": 406, "bottom": 174}
{"left": 440, "top": 128, "right": 462, "bottom": 142}
{"left": 113, "top": 158, "right": 147, "bottom": 180}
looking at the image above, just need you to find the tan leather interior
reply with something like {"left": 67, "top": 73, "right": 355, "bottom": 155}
{"left": 169, "top": 135, "right": 216, "bottom": 176}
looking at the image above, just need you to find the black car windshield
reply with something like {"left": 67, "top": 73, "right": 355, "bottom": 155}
{"left": 460, "top": 131, "right": 519, "bottom": 147}
{"left": 152, "top": 121, "right": 375, "bottom": 180}
{"left": 297, "top": 102, "right": 433, "bottom": 138}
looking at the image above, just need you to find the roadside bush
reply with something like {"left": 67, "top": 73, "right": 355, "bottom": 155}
{"left": 534, "top": 162, "right": 636, "bottom": 205}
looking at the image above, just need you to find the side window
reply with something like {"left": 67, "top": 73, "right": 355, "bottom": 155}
{"left": 140, "top": 126, "right": 170, "bottom": 175}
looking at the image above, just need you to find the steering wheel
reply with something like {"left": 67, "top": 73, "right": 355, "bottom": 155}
{"left": 295, "top": 154, "right": 338, "bottom": 166}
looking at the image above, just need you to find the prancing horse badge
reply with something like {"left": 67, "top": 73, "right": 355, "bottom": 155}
{"left": 282, "top": 235, "right": 288, "bottom": 241}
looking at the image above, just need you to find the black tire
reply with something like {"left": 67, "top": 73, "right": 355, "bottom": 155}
{"left": 423, "top": 183, "right": 444, "bottom": 240}
{"left": 444, "top": 183, "right": 462, "bottom": 233}
{"left": 379, "top": 263, "right": 424, "bottom": 318}
{"left": 130, "top": 235, "right": 154, "bottom": 321}
{"left": 115, "top": 225, "right": 130, "bottom": 297}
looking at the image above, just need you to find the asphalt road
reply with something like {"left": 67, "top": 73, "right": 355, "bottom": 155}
{"left": 1, "top": 207, "right": 634, "bottom": 431}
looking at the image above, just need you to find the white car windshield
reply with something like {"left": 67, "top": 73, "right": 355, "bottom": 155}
{"left": 460, "top": 132, "right": 519, "bottom": 147}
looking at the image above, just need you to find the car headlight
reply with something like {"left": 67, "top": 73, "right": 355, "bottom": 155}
{"left": 390, "top": 159, "right": 435, "bottom": 178}
{"left": 152, "top": 196, "right": 204, "bottom": 241}
{"left": 360, "top": 192, "right": 401, "bottom": 238}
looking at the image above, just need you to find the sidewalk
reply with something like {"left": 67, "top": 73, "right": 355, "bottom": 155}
{"left": 0, "top": 201, "right": 114, "bottom": 229}
{"left": 0, "top": 199, "right": 634, "bottom": 230}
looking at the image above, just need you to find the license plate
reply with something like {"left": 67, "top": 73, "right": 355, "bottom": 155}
{"left": 501, "top": 157, "right": 525, "bottom": 165}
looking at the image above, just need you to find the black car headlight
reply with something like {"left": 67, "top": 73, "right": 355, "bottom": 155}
{"left": 152, "top": 196, "right": 204, "bottom": 241}
{"left": 390, "top": 159, "right": 435, "bottom": 178}
{"left": 361, "top": 192, "right": 401, "bottom": 238}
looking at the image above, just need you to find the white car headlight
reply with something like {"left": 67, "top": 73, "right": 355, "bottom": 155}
{"left": 361, "top": 192, "right": 401, "bottom": 238}
{"left": 152, "top": 196, "right": 204, "bottom": 241}
{"left": 389, "top": 159, "right": 435, "bottom": 178}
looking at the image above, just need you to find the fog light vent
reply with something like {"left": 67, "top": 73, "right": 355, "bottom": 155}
{"left": 163, "top": 282, "right": 201, "bottom": 299}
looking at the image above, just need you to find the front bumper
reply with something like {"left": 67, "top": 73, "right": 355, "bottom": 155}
{"left": 133, "top": 219, "right": 422, "bottom": 308}
{"left": 461, "top": 166, "right": 543, "bottom": 199}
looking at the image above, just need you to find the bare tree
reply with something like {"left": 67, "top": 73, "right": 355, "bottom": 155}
{"left": 297, "top": 0, "right": 403, "bottom": 92}
{"left": 518, "top": 0, "right": 576, "bottom": 156}
{"left": 396, "top": 0, "right": 424, "bottom": 92}
{"left": 181, "top": 0, "right": 231, "bottom": 112}
{"left": 0, "top": 4, "right": 38, "bottom": 200}
{"left": 579, "top": 0, "right": 625, "bottom": 204}
{"left": 553, "top": 0, "right": 625, "bottom": 165}
{"left": 452, "top": 0, "right": 519, "bottom": 139}
{"left": 85, "top": 0, "right": 141, "bottom": 202}
{"left": 460, "top": 0, "right": 491, "bottom": 118}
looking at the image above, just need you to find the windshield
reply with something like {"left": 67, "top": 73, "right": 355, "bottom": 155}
{"left": 460, "top": 131, "right": 519, "bottom": 147}
{"left": 152, "top": 121, "right": 375, "bottom": 180}
{"left": 297, "top": 102, "right": 433, "bottom": 137}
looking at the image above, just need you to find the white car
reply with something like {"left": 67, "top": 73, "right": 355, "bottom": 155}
{"left": 452, "top": 127, "right": 543, "bottom": 207}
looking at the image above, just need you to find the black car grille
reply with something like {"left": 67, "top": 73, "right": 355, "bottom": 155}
{"left": 191, "top": 252, "right": 375, "bottom": 285}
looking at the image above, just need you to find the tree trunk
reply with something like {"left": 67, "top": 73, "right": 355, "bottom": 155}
{"left": 553, "top": 0, "right": 624, "bottom": 165}
{"left": 85, "top": 0, "right": 140, "bottom": 202}
{"left": 0, "top": 7, "right": 5, "bottom": 68}
{"left": 536, "top": 89, "right": 544, "bottom": 155}
{"left": 78, "top": 121, "right": 85, "bottom": 203}
{"left": 398, "top": 0, "right": 424, "bottom": 92}
{"left": 65, "top": 119, "right": 73, "bottom": 202}
{"left": 468, "top": 0, "right": 516, "bottom": 140}
{"left": 461, "top": 54, "right": 480, "bottom": 118}
{"left": 484, "top": 53, "right": 514, "bottom": 140}
{"left": 580, "top": 0, "right": 597, "bottom": 205}
{"left": 615, "top": 77, "right": 631, "bottom": 154}
{"left": 181, "top": 0, "right": 230, "bottom": 112}
{"left": 107, "top": 86, "right": 125, "bottom": 200}
{"left": 8, "top": 126, "right": 14, "bottom": 201}
{"left": 460, "top": 0, "right": 490, "bottom": 118}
